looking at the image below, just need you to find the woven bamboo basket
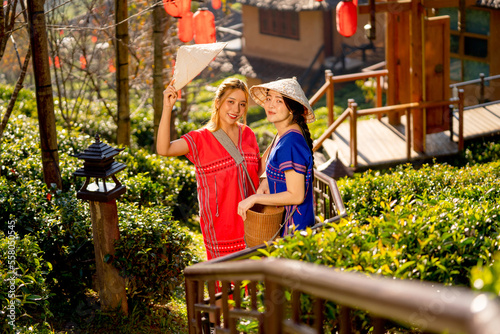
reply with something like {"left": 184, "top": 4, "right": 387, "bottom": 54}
{"left": 244, "top": 204, "right": 284, "bottom": 248}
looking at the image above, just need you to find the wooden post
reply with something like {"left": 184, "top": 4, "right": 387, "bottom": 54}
{"left": 348, "top": 99, "right": 358, "bottom": 168}
{"left": 479, "top": 73, "right": 485, "bottom": 104}
{"left": 458, "top": 89, "right": 464, "bottom": 151}
{"left": 405, "top": 108, "right": 412, "bottom": 161}
{"left": 410, "top": 0, "right": 425, "bottom": 153}
{"left": 184, "top": 278, "right": 197, "bottom": 334}
{"left": 116, "top": 0, "right": 130, "bottom": 146}
{"left": 26, "top": 0, "right": 62, "bottom": 190}
{"left": 352, "top": 103, "right": 358, "bottom": 168}
{"left": 340, "top": 306, "right": 352, "bottom": 334}
{"left": 264, "top": 279, "right": 284, "bottom": 334}
{"left": 376, "top": 74, "right": 383, "bottom": 120}
{"left": 89, "top": 200, "right": 128, "bottom": 314}
{"left": 326, "top": 70, "right": 335, "bottom": 125}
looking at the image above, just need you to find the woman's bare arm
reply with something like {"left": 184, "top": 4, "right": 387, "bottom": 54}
{"left": 156, "top": 80, "right": 189, "bottom": 157}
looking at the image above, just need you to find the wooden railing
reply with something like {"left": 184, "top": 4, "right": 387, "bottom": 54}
{"left": 185, "top": 258, "right": 500, "bottom": 334}
{"left": 184, "top": 170, "right": 346, "bottom": 333}
{"left": 450, "top": 73, "right": 500, "bottom": 106}
{"left": 312, "top": 90, "right": 465, "bottom": 168}
{"left": 309, "top": 69, "right": 388, "bottom": 125}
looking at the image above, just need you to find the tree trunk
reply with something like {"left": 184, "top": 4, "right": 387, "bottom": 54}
{"left": 153, "top": 4, "right": 165, "bottom": 152}
{"left": 26, "top": 0, "right": 62, "bottom": 190}
{"left": 115, "top": 0, "right": 130, "bottom": 146}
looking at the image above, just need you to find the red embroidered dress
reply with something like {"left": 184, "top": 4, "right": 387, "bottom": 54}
{"left": 182, "top": 124, "right": 260, "bottom": 260}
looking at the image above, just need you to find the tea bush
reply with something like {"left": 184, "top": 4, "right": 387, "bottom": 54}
{"left": 0, "top": 85, "right": 200, "bottom": 331}
{"left": 113, "top": 204, "right": 196, "bottom": 304}
{"left": 264, "top": 161, "right": 500, "bottom": 288}
{"left": 0, "top": 232, "right": 53, "bottom": 332}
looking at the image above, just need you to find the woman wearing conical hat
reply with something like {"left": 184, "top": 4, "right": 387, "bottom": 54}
{"left": 238, "top": 77, "right": 316, "bottom": 235}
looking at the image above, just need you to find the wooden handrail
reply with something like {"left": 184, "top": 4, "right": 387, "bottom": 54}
{"left": 326, "top": 69, "right": 388, "bottom": 84}
{"left": 356, "top": 98, "right": 459, "bottom": 117}
{"left": 312, "top": 93, "right": 464, "bottom": 168}
{"left": 309, "top": 69, "right": 388, "bottom": 126}
{"left": 312, "top": 107, "right": 351, "bottom": 152}
{"left": 185, "top": 258, "right": 500, "bottom": 334}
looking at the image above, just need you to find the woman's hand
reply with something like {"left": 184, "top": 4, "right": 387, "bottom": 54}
{"left": 238, "top": 195, "right": 256, "bottom": 221}
{"left": 163, "top": 80, "right": 178, "bottom": 112}
{"left": 257, "top": 178, "right": 269, "bottom": 194}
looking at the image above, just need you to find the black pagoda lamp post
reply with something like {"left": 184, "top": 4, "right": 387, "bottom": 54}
{"left": 73, "top": 134, "right": 128, "bottom": 315}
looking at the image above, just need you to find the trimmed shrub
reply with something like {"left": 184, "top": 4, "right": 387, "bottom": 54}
{"left": 113, "top": 204, "right": 197, "bottom": 304}
{"left": 263, "top": 162, "right": 500, "bottom": 287}
{"left": 0, "top": 232, "right": 53, "bottom": 332}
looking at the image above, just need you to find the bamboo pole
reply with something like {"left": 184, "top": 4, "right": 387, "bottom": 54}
{"left": 116, "top": 0, "right": 130, "bottom": 146}
{"left": 153, "top": 4, "right": 165, "bottom": 152}
{"left": 26, "top": 0, "right": 62, "bottom": 190}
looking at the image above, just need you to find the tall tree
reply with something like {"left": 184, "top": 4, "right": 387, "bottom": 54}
{"left": 115, "top": 0, "right": 130, "bottom": 146}
{"left": 152, "top": 2, "right": 168, "bottom": 152}
{"left": 0, "top": 0, "right": 31, "bottom": 142}
{"left": 26, "top": 0, "right": 62, "bottom": 189}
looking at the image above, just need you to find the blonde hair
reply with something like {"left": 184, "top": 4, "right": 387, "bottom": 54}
{"left": 205, "top": 78, "right": 250, "bottom": 132}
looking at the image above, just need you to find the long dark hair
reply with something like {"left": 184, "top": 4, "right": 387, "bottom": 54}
{"left": 283, "top": 96, "right": 315, "bottom": 171}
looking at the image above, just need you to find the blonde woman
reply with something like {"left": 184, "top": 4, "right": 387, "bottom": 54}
{"left": 157, "top": 78, "right": 261, "bottom": 261}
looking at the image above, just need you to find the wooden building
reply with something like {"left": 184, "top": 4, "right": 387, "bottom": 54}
{"left": 236, "top": 0, "right": 386, "bottom": 89}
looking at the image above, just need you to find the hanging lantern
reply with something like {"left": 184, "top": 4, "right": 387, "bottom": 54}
{"left": 80, "top": 55, "right": 87, "bottom": 69}
{"left": 178, "top": 11, "right": 194, "bottom": 43}
{"left": 109, "top": 59, "right": 116, "bottom": 73}
{"left": 336, "top": 0, "right": 357, "bottom": 37}
{"left": 163, "top": 0, "right": 191, "bottom": 18}
{"left": 212, "top": 0, "right": 221, "bottom": 10}
{"left": 193, "top": 8, "right": 216, "bottom": 44}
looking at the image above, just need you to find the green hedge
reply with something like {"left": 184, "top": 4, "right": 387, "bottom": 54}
{"left": 0, "top": 85, "right": 200, "bottom": 330}
{"left": 264, "top": 161, "right": 500, "bottom": 287}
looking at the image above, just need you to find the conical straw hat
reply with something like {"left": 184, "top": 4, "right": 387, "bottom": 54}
{"left": 250, "top": 77, "right": 315, "bottom": 123}
{"left": 172, "top": 42, "right": 227, "bottom": 91}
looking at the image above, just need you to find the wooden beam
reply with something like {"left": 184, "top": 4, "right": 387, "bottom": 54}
{"left": 410, "top": 0, "right": 425, "bottom": 153}
{"left": 423, "top": 0, "right": 477, "bottom": 8}
{"left": 359, "top": 0, "right": 476, "bottom": 15}
{"left": 358, "top": 0, "right": 411, "bottom": 15}
{"left": 423, "top": 0, "right": 460, "bottom": 8}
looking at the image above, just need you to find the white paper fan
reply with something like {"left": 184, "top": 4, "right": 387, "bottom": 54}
{"left": 172, "top": 42, "right": 228, "bottom": 91}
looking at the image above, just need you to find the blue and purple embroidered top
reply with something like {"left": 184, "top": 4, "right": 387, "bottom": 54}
{"left": 266, "top": 129, "right": 315, "bottom": 235}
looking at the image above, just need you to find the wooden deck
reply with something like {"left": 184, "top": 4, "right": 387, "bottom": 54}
{"left": 317, "top": 101, "right": 500, "bottom": 173}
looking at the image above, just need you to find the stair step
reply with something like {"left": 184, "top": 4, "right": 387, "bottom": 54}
{"left": 321, "top": 138, "right": 338, "bottom": 160}
{"left": 313, "top": 151, "right": 327, "bottom": 167}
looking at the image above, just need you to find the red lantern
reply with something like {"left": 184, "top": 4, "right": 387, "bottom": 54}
{"left": 193, "top": 8, "right": 216, "bottom": 44}
{"left": 336, "top": 0, "right": 357, "bottom": 37}
{"left": 163, "top": 0, "right": 191, "bottom": 18}
{"left": 178, "top": 11, "right": 194, "bottom": 43}
{"left": 211, "top": 0, "right": 221, "bottom": 10}
{"left": 80, "top": 55, "right": 87, "bottom": 69}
